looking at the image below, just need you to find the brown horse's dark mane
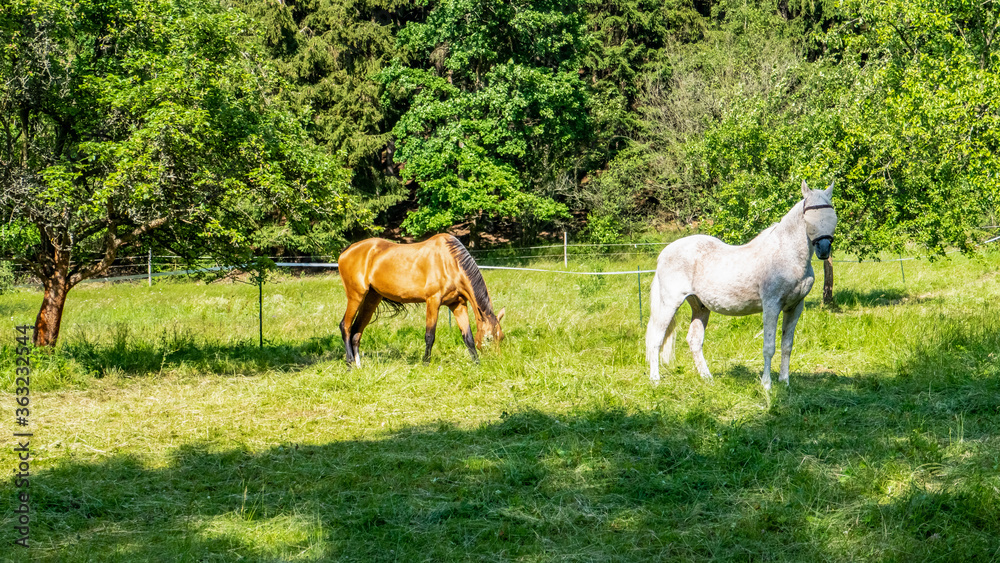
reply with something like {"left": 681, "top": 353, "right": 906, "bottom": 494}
{"left": 444, "top": 236, "right": 494, "bottom": 318}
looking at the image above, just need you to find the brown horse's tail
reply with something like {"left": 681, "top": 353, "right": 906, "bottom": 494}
{"left": 374, "top": 297, "right": 408, "bottom": 321}
{"left": 444, "top": 236, "right": 494, "bottom": 318}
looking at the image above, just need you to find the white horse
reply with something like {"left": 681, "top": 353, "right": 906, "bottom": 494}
{"left": 645, "top": 180, "right": 837, "bottom": 390}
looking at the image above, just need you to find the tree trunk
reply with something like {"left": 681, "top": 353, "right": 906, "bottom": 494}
{"left": 30, "top": 220, "right": 140, "bottom": 347}
{"left": 822, "top": 256, "right": 834, "bottom": 306}
{"left": 468, "top": 215, "right": 478, "bottom": 249}
{"left": 34, "top": 274, "right": 72, "bottom": 347}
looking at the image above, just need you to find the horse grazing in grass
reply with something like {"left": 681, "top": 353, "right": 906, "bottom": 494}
{"left": 645, "top": 180, "right": 837, "bottom": 390}
{"left": 338, "top": 233, "right": 505, "bottom": 366}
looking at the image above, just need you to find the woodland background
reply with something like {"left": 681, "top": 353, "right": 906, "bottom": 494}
{"left": 1, "top": 0, "right": 999, "bottom": 343}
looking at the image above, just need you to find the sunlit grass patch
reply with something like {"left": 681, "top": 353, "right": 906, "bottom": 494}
{"left": 197, "top": 511, "right": 329, "bottom": 561}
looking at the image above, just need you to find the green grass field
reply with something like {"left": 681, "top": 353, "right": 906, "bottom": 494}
{"left": 1, "top": 248, "right": 999, "bottom": 561}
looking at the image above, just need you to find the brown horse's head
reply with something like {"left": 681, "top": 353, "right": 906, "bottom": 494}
{"left": 475, "top": 307, "right": 505, "bottom": 348}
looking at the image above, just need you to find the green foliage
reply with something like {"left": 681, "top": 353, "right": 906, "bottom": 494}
{"left": 580, "top": 0, "right": 813, "bottom": 240}
{"left": 0, "top": 261, "right": 14, "bottom": 294}
{"left": 0, "top": 0, "right": 366, "bottom": 274}
{"left": 830, "top": 0, "right": 1000, "bottom": 257}
{"left": 701, "top": 0, "right": 1000, "bottom": 257}
{"left": 228, "top": 0, "right": 1000, "bottom": 257}
{"left": 380, "top": 0, "right": 596, "bottom": 235}
{"left": 581, "top": 0, "right": 701, "bottom": 136}
{"left": 232, "top": 0, "right": 414, "bottom": 212}
{"left": 5, "top": 0, "right": 993, "bottom": 261}
{"left": 0, "top": 221, "right": 39, "bottom": 261}
{"left": 579, "top": 146, "right": 657, "bottom": 241}
{"left": 700, "top": 70, "right": 843, "bottom": 243}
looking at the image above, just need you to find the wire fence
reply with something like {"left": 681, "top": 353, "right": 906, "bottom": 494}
{"left": 7, "top": 231, "right": 1000, "bottom": 287}
{"left": 6, "top": 233, "right": 998, "bottom": 348}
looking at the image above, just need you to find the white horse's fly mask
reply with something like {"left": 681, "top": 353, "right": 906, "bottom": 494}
{"left": 803, "top": 200, "right": 837, "bottom": 260}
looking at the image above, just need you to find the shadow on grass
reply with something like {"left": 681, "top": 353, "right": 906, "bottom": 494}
{"left": 59, "top": 329, "right": 345, "bottom": 378}
{"left": 45, "top": 320, "right": 507, "bottom": 380}
{"left": 826, "top": 287, "right": 943, "bottom": 309}
{"left": 722, "top": 363, "right": 759, "bottom": 383}
{"left": 798, "top": 288, "right": 920, "bottom": 312}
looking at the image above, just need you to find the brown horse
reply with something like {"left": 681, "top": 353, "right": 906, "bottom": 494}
{"left": 338, "top": 233, "right": 505, "bottom": 365}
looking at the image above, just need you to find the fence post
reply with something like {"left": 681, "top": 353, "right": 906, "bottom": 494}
{"left": 899, "top": 254, "right": 906, "bottom": 286}
{"left": 637, "top": 266, "right": 642, "bottom": 328}
{"left": 148, "top": 249, "right": 152, "bottom": 287}
{"left": 822, "top": 256, "right": 834, "bottom": 306}
{"left": 258, "top": 277, "right": 263, "bottom": 348}
{"left": 563, "top": 231, "right": 568, "bottom": 268}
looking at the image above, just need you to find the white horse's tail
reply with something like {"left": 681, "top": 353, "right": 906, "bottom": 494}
{"left": 661, "top": 316, "right": 677, "bottom": 365}
{"left": 646, "top": 272, "right": 678, "bottom": 382}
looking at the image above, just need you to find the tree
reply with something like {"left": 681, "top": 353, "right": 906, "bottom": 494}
{"left": 576, "top": 0, "right": 832, "bottom": 241}
{"left": 233, "top": 0, "right": 421, "bottom": 208}
{"left": 377, "top": 0, "right": 596, "bottom": 241}
{"left": 0, "top": 0, "right": 367, "bottom": 347}
{"left": 703, "top": 0, "right": 1000, "bottom": 261}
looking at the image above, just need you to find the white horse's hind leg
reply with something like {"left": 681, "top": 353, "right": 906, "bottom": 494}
{"left": 760, "top": 303, "right": 781, "bottom": 391}
{"left": 646, "top": 314, "right": 678, "bottom": 385}
{"left": 645, "top": 274, "right": 684, "bottom": 384}
{"left": 779, "top": 299, "right": 805, "bottom": 385}
{"left": 685, "top": 296, "right": 713, "bottom": 380}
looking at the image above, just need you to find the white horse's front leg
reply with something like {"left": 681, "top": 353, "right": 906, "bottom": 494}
{"left": 760, "top": 304, "right": 780, "bottom": 391}
{"left": 779, "top": 299, "right": 805, "bottom": 385}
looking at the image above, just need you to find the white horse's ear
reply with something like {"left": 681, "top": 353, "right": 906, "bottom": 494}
{"left": 801, "top": 179, "right": 810, "bottom": 198}
{"left": 826, "top": 179, "right": 835, "bottom": 195}
{"left": 497, "top": 307, "right": 505, "bottom": 322}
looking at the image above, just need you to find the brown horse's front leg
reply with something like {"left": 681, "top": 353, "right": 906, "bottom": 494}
{"left": 423, "top": 297, "right": 441, "bottom": 363}
{"left": 451, "top": 302, "right": 478, "bottom": 363}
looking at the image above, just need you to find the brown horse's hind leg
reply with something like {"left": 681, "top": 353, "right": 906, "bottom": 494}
{"left": 340, "top": 292, "right": 365, "bottom": 366}
{"left": 349, "top": 291, "right": 383, "bottom": 366}
{"left": 450, "top": 301, "right": 478, "bottom": 363}
{"left": 423, "top": 296, "right": 442, "bottom": 363}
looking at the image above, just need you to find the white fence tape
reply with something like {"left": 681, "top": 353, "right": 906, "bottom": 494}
{"left": 274, "top": 262, "right": 657, "bottom": 275}
{"left": 479, "top": 265, "right": 656, "bottom": 275}
{"left": 86, "top": 265, "right": 233, "bottom": 283}
{"left": 9, "top": 235, "right": 998, "bottom": 287}
{"left": 274, "top": 262, "right": 339, "bottom": 268}
{"left": 470, "top": 241, "right": 665, "bottom": 252}
{"left": 14, "top": 266, "right": 234, "bottom": 288}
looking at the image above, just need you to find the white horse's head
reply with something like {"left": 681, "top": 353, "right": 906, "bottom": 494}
{"left": 801, "top": 179, "right": 838, "bottom": 260}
